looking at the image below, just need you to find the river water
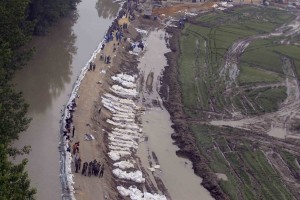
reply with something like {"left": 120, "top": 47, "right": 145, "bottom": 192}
{"left": 13, "top": 0, "right": 119, "bottom": 199}
{"left": 137, "top": 30, "right": 213, "bottom": 200}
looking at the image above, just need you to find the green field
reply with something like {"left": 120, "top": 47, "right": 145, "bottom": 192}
{"left": 176, "top": 5, "right": 299, "bottom": 199}
{"left": 238, "top": 64, "right": 283, "bottom": 85}
{"left": 280, "top": 150, "right": 300, "bottom": 172}
{"left": 178, "top": 6, "right": 295, "bottom": 115}
{"left": 240, "top": 39, "right": 300, "bottom": 80}
{"left": 236, "top": 86, "right": 287, "bottom": 113}
{"left": 191, "top": 125, "right": 293, "bottom": 200}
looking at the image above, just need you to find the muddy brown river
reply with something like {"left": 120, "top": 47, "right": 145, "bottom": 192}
{"left": 13, "top": 0, "right": 119, "bottom": 199}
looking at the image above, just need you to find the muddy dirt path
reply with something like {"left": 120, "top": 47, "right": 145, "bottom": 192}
{"left": 70, "top": 28, "right": 120, "bottom": 200}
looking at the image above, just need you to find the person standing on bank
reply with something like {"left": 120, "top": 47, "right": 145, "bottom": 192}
{"left": 99, "top": 164, "right": 104, "bottom": 177}
{"left": 72, "top": 125, "right": 75, "bottom": 138}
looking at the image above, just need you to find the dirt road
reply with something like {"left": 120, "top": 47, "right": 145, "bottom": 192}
{"left": 71, "top": 26, "right": 121, "bottom": 200}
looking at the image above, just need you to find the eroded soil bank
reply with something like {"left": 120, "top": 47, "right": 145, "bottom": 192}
{"left": 159, "top": 6, "right": 300, "bottom": 200}
{"left": 136, "top": 29, "right": 213, "bottom": 200}
{"left": 160, "top": 26, "right": 229, "bottom": 200}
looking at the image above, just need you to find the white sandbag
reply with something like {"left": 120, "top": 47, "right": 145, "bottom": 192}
{"left": 102, "top": 98, "right": 135, "bottom": 113}
{"left": 113, "top": 113, "right": 135, "bottom": 119}
{"left": 111, "top": 85, "right": 138, "bottom": 97}
{"left": 104, "top": 93, "right": 138, "bottom": 108}
{"left": 117, "top": 185, "right": 167, "bottom": 200}
{"left": 112, "top": 168, "right": 145, "bottom": 183}
{"left": 110, "top": 132, "right": 140, "bottom": 140}
{"left": 108, "top": 150, "right": 131, "bottom": 161}
{"left": 115, "top": 73, "right": 135, "bottom": 82}
{"left": 113, "top": 128, "right": 139, "bottom": 135}
{"left": 112, "top": 75, "right": 136, "bottom": 88}
{"left": 112, "top": 116, "right": 135, "bottom": 123}
{"left": 135, "top": 28, "right": 148, "bottom": 35}
{"left": 107, "top": 119, "right": 140, "bottom": 131}
{"left": 113, "top": 160, "right": 135, "bottom": 169}
{"left": 102, "top": 97, "right": 135, "bottom": 111}
{"left": 109, "top": 144, "right": 131, "bottom": 152}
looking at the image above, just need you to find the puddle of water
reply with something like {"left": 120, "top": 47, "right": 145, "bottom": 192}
{"left": 138, "top": 29, "right": 166, "bottom": 105}
{"left": 140, "top": 109, "right": 213, "bottom": 200}
{"left": 267, "top": 127, "right": 286, "bottom": 139}
{"left": 210, "top": 120, "right": 244, "bottom": 127}
{"left": 210, "top": 120, "right": 252, "bottom": 131}
{"left": 137, "top": 29, "right": 213, "bottom": 200}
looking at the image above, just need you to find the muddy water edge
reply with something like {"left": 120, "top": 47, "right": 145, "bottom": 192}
{"left": 160, "top": 26, "right": 229, "bottom": 199}
{"left": 13, "top": 0, "right": 119, "bottom": 199}
{"left": 137, "top": 30, "right": 213, "bottom": 200}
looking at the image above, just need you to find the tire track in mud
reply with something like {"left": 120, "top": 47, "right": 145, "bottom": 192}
{"left": 220, "top": 15, "right": 300, "bottom": 89}
{"left": 212, "top": 56, "right": 300, "bottom": 139}
{"left": 213, "top": 14, "right": 300, "bottom": 139}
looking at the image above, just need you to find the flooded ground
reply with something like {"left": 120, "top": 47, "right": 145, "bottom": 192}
{"left": 13, "top": 0, "right": 119, "bottom": 199}
{"left": 137, "top": 30, "right": 213, "bottom": 200}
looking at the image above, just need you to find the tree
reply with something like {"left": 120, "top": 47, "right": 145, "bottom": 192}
{"left": 0, "top": 0, "right": 34, "bottom": 75}
{"left": 0, "top": 0, "right": 82, "bottom": 198}
{"left": 28, "top": 0, "right": 81, "bottom": 34}
{"left": 0, "top": 1, "right": 35, "bottom": 199}
{"left": 0, "top": 145, "right": 36, "bottom": 200}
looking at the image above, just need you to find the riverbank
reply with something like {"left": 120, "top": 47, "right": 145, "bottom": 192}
{"left": 160, "top": 26, "right": 228, "bottom": 200}
{"left": 61, "top": 1, "right": 221, "bottom": 199}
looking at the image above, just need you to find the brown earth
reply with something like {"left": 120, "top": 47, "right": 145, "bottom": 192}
{"left": 71, "top": 25, "right": 119, "bottom": 200}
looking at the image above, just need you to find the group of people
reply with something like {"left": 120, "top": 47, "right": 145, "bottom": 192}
{"left": 105, "top": 31, "right": 114, "bottom": 43}
{"left": 80, "top": 159, "right": 105, "bottom": 178}
{"left": 72, "top": 143, "right": 105, "bottom": 177}
{"left": 115, "top": 28, "right": 125, "bottom": 44}
{"left": 100, "top": 54, "right": 111, "bottom": 64}
{"left": 130, "top": 41, "right": 144, "bottom": 51}
{"left": 63, "top": 99, "right": 76, "bottom": 140}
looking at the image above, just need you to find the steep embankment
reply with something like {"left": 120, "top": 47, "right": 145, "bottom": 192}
{"left": 160, "top": 5, "right": 300, "bottom": 200}
{"left": 160, "top": 27, "right": 229, "bottom": 200}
